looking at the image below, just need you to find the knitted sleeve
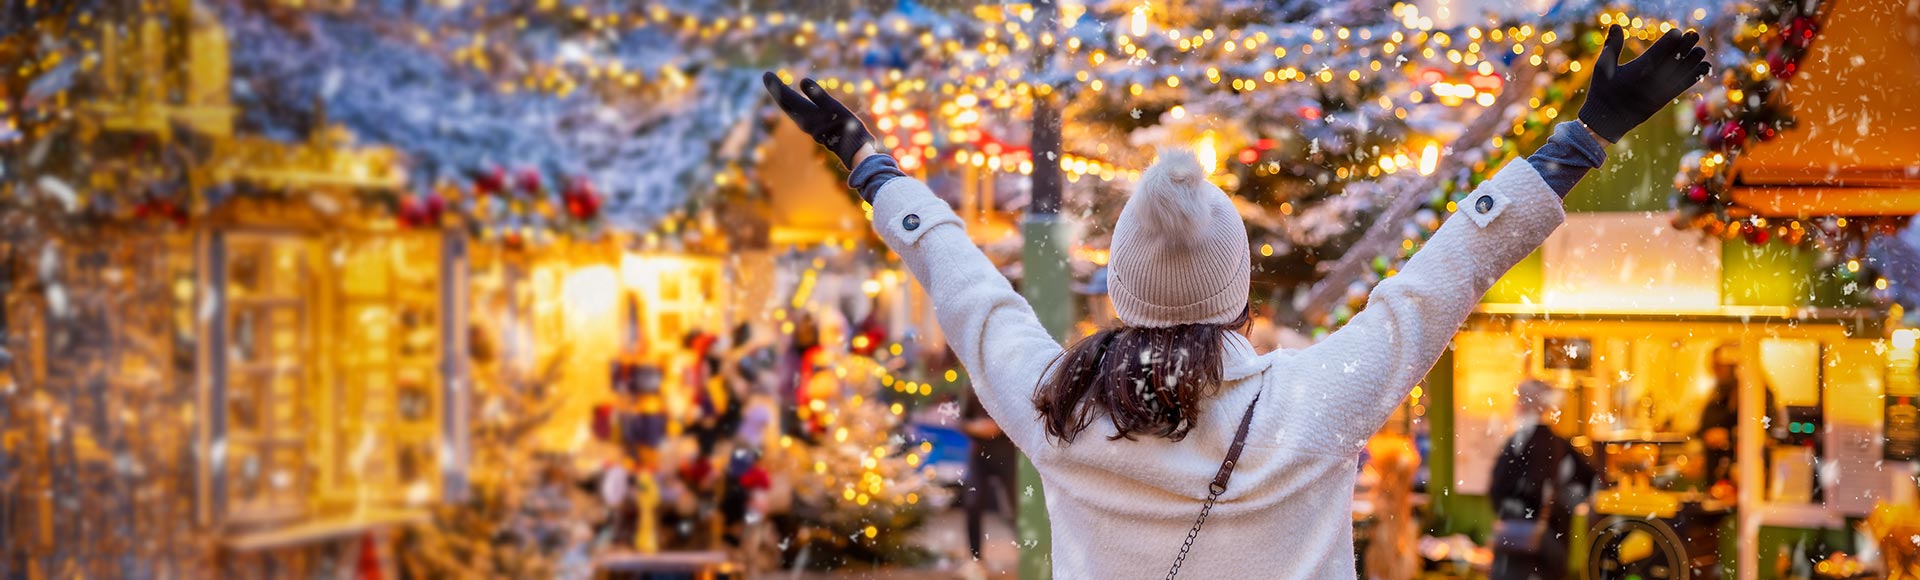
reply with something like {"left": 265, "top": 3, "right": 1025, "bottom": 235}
{"left": 866, "top": 175, "right": 1063, "bottom": 453}
{"left": 1277, "top": 160, "right": 1566, "bottom": 454}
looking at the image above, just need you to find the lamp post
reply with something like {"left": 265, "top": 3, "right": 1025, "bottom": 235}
{"left": 1019, "top": 1, "right": 1069, "bottom": 577}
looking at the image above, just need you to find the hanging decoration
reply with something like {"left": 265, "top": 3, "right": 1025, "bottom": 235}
{"left": 453, "top": 166, "right": 609, "bottom": 248}
{"left": 1667, "top": 0, "right": 1899, "bottom": 255}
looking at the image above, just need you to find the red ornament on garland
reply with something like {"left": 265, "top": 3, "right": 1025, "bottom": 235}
{"left": 1746, "top": 224, "right": 1771, "bottom": 245}
{"left": 514, "top": 168, "right": 543, "bottom": 194}
{"left": 397, "top": 195, "right": 428, "bottom": 227}
{"left": 1766, "top": 51, "right": 1797, "bottom": 80}
{"left": 1785, "top": 17, "right": 1818, "bottom": 49}
{"left": 422, "top": 193, "right": 446, "bottom": 222}
{"left": 563, "top": 178, "right": 602, "bottom": 221}
{"left": 1686, "top": 184, "right": 1710, "bottom": 203}
{"left": 1694, "top": 100, "right": 1713, "bottom": 125}
{"left": 472, "top": 166, "right": 505, "bottom": 196}
{"left": 1718, "top": 123, "right": 1749, "bottom": 152}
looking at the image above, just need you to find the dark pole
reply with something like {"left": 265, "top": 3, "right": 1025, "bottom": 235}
{"left": 1018, "top": 1, "right": 1066, "bottom": 578}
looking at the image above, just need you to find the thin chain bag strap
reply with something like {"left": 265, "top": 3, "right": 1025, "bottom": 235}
{"left": 1165, "top": 392, "right": 1261, "bottom": 580}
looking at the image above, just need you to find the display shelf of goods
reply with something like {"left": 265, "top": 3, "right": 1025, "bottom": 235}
{"left": 326, "top": 233, "right": 445, "bottom": 508}
{"left": 221, "top": 234, "right": 317, "bottom": 525}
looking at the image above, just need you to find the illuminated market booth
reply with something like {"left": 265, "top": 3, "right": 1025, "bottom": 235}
{"left": 1426, "top": 0, "right": 1920, "bottom": 577}
{"left": 1, "top": 3, "right": 979, "bottom": 575}
{"left": 0, "top": 12, "right": 469, "bottom": 580}
{"left": 1, "top": 2, "right": 763, "bottom": 576}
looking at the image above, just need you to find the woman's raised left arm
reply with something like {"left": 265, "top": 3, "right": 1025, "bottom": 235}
{"left": 1282, "top": 26, "right": 1712, "bottom": 453}
{"left": 763, "top": 74, "right": 1063, "bottom": 453}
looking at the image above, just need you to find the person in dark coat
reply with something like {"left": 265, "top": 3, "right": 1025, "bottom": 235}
{"left": 960, "top": 388, "right": 1017, "bottom": 570}
{"left": 1696, "top": 343, "right": 1779, "bottom": 489}
{"left": 1490, "top": 379, "right": 1597, "bottom": 580}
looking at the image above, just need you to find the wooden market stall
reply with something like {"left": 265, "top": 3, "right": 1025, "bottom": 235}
{"left": 6, "top": 6, "right": 473, "bottom": 576}
{"left": 1427, "top": 2, "right": 1920, "bottom": 577}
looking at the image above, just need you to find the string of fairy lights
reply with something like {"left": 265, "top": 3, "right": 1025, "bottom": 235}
{"left": 7, "top": 1, "right": 1884, "bottom": 323}
{"left": 425, "top": 1, "right": 1688, "bottom": 186}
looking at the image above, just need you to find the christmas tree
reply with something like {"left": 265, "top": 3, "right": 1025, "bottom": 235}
{"left": 778, "top": 350, "right": 946, "bottom": 569}
{"left": 396, "top": 347, "right": 597, "bottom": 579}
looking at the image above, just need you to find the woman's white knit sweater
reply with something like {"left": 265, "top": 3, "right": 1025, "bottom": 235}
{"left": 868, "top": 159, "right": 1564, "bottom": 578}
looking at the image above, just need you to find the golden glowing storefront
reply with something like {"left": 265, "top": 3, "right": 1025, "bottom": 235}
{"left": 483, "top": 239, "right": 733, "bottom": 455}
{"left": 184, "top": 192, "right": 470, "bottom": 578}
{"left": 1431, "top": 210, "right": 1911, "bottom": 577}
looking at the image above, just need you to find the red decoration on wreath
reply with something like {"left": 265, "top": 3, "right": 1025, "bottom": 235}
{"left": 1785, "top": 17, "right": 1818, "bottom": 48}
{"left": 472, "top": 166, "right": 505, "bottom": 196}
{"left": 1671, "top": 0, "right": 1832, "bottom": 250}
{"left": 515, "top": 167, "right": 544, "bottom": 194}
{"left": 398, "top": 193, "right": 446, "bottom": 228}
{"left": 133, "top": 198, "right": 189, "bottom": 226}
{"left": 1686, "top": 185, "right": 1710, "bottom": 203}
{"left": 563, "top": 177, "right": 602, "bottom": 221}
{"left": 1718, "top": 123, "right": 1748, "bottom": 152}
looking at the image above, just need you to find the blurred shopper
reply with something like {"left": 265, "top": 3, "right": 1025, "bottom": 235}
{"left": 1361, "top": 434, "right": 1420, "bottom": 580}
{"left": 1489, "top": 379, "right": 1596, "bottom": 580}
{"left": 1696, "top": 343, "right": 1778, "bottom": 490}
{"left": 959, "top": 389, "right": 1016, "bottom": 579}
{"left": 763, "top": 25, "right": 1708, "bottom": 577}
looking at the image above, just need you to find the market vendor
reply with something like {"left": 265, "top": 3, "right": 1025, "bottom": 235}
{"left": 1695, "top": 343, "right": 1779, "bottom": 488}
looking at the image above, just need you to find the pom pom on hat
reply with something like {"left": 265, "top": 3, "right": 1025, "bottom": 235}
{"left": 1129, "top": 149, "right": 1213, "bottom": 249}
{"left": 1107, "top": 147, "right": 1251, "bottom": 328}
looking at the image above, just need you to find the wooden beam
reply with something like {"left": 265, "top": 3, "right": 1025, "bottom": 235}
{"left": 1729, "top": 185, "right": 1920, "bottom": 217}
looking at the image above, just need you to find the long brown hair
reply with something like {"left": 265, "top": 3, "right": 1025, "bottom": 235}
{"left": 1032, "top": 308, "right": 1251, "bottom": 443}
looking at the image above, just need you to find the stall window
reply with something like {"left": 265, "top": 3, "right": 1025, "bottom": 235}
{"left": 220, "top": 234, "right": 314, "bottom": 523}
{"left": 328, "top": 233, "right": 442, "bottom": 506}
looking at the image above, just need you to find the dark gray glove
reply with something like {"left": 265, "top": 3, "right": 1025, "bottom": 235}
{"left": 763, "top": 72, "right": 873, "bottom": 169}
{"left": 1578, "top": 25, "right": 1712, "bottom": 143}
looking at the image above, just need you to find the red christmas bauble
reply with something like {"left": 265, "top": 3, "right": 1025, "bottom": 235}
{"left": 1747, "top": 225, "right": 1771, "bottom": 244}
{"left": 514, "top": 168, "right": 543, "bottom": 194}
{"left": 422, "top": 193, "right": 446, "bottom": 221}
{"left": 1786, "top": 17, "right": 1818, "bottom": 48}
{"left": 398, "top": 195, "right": 426, "bottom": 227}
{"left": 1766, "top": 52, "right": 1791, "bottom": 79}
{"left": 1702, "top": 122, "right": 1726, "bottom": 150}
{"left": 1757, "top": 123, "right": 1778, "bottom": 142}
{"left": 1719, "top": 123, "right": 1748, "bottom": 151}
{"left": 472, "top": 166, "right": 505, "bottom": 196}
{"left": 562, "top": 178, "right": 603, "bottom": 220}
{"left": 1694, "top": 100, "right": 1713, "bottom": 125}
{"left": 581, "top": 192, "right": 601, "bottom": 216}
{"left": 163, "top": 201, "right": 188, "bottom": 226}
{"left": 1686, "top": 184, "right": 1710, "bottom": 203}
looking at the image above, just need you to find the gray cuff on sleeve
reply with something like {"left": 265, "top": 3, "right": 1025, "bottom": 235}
{"left": 848, "top": 154, "right": 907, "bottom": 203}
{"left": 1524, "top": 122, "right": 1609, "bottom": 198}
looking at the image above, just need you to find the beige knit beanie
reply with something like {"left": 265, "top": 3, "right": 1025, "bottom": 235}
{"left": 1108, "top": 149, "right": 1251, "bottom": 328}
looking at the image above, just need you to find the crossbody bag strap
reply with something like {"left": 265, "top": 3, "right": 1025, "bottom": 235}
{"left": 1165, "top": 392, "right": 1261, "bottom": 580}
